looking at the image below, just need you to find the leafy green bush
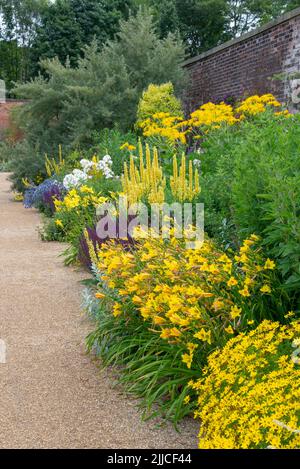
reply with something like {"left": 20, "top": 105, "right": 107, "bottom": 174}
{"left": 7, "top": 141, "right": 47, "bottom": 192}
{"left": 136, "top": 82, "right": 183, "bottom": 126}
{"left": 200, "top": 112, "right": 300, "bottom": 303}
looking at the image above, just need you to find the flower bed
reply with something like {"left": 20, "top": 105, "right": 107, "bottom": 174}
{"left": 18, "top": 92, "right": 300, "bottom": 448}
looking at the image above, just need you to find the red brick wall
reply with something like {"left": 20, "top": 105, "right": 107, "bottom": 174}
{"left": 0, "top": 101, "right": 24, "bottom": 141}
{"left": 183, "top": 8, "right": 300, "bottom": 111}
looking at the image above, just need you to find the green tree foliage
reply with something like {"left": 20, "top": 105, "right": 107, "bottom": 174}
{"left": 225, "top": 0, "right": 300, "bottom": 37}
{"left": 135, "top": 0, "right": 300, "bottom": 55}
{"left": 30, "top": 0, "right": 133, "bottom": 74}
{"left": 30, "top": 0, "right": 83, "bottom": 71}
{"left": 13, "top": 9, "right": 186, "bottom": 153}
{"left": 0, "top": 0, "right": 48, "bottom": 87}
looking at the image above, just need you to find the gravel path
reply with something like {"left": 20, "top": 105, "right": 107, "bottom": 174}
{"left": 0, "top": 173, "right": 197, "bottom": 449}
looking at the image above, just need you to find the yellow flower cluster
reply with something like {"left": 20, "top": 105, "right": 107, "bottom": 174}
{"left": 92, "top": 233, "right": 276, "bottom": 370}
{"left": 121, "top": 142, "right": 166, "bottom": 204}
{"left": 138, "top": 94, "right": 289, "bottom": 145}
{"left": 188, "top": 102, "right": 239, "bottom": 128}
{"left": 138, "top": 112, "right": 187, "bottom": 144}
{"left": 54, "top": 186, "right": 106, "bottom": 212}
{"left": 190, "top": 320, "right": 300, "bottom": 449}
{"left": 121, "top": 142, "right": 200, "bottom": 204}
{"left": 170, "top": 154, "right": 200, "bottom": 202}
{"left": 236, "top": 93, "right": 281, "bottom": 116}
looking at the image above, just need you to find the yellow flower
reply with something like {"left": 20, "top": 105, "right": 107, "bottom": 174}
{"left": 285, "top": 311, "right": 295, "bottom": 319}
{"left": 260, "top": 285, "right": 271, "bottom": 294}
{"left": 239, "top": 287, "right": 250, "bottom": 297}
{"left": 120, "top": 142, "right": 136, "bottom": 151}
{"left": 264, "top": 259, "right": 276, "bottom": 270}
{"left": 225, "top": 325, "right": 234, "bottom": 334}
{"left": 227, "top": 277, "right": 238, "bottom": 287}
{"left": 132, "top": 295, "right": 143, "bottom": 304}
{"left": 230, "top": 306, "right": 242, "bottom": 320}
{"left": 160, "top": 327, "right": 181, "bottom": 339}
{"left": 80, "top": 185, "right": 94, "bottom": 194}
{"left": 183, "top": 395, "right": 191, "bottom": 405}
{"left": 194, "top": 329, "right": 212, "bottom": 345}
{"left": 182, "top": 353, "right": 193, "bottom": 369}
{"left": 55, "top": 219, "right": 64, "bottom": 229}
{"left": 95, "top": 292, "right": 105, "bottom": 299}
{"left": 112, "top": 303, "right": 122, "bottom": 317}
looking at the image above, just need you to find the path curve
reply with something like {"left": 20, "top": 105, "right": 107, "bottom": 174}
{"left": 0, "top": 173, "right": 197, "bottom": 449}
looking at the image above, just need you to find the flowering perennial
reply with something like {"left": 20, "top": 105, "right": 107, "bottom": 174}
{"left": 63, "top": 155, "right": 114, "bottom": 190}
{"left": 138, "top": 93, "right": 288, "bottom": 145}
{"left": 121, "top": 143, "right": 200, "bottom": 204}
{"left": 190, "top": 320, "right": 300, "bottom": 449}
{"left": 91, "top": 233, "right": 277, "bottom": 370}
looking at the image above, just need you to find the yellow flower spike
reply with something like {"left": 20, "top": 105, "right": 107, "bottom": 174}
{"left": 84, "top": 228, "right": 98, "bottom": 266}
{"left": 112, "top": 303, "right": 122, "bottom": 317}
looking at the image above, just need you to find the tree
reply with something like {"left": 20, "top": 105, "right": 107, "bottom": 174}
{"left": 0, "top": 0, "right": 48, "bottom": 87}
{"left": 71, "top": 0, "right": 132, "bottom": 45}
{"left": 30, "top": 0, "right": 134, "bottom": 74}
{"left": 30, "top": 0, "right": 83, "bottom": 72}
{"left": 225, "top": 1, "right": 300, "bottom": 38}
{"left": 13, "top": 9, "right": 186, "bottom": 151}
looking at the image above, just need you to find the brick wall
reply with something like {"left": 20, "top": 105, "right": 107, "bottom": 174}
{"left": 183, "top": 7, "right": 300, "bottom": 111}
{"left": 0, "top": 101, "right": 24, "bottom": 141}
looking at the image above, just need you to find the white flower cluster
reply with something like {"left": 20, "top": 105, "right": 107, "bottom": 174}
{"left": 63, "top": 155, "right": 114, "bottom": 190}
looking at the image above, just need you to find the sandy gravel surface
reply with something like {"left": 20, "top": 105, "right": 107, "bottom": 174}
{"left": 0, "top": 173, "right": 197, "bottom": 449}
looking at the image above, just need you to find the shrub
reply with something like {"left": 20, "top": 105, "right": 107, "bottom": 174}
{"left": 199, "top": 111, "right": 300, "bottom": 303}
{"left": 8, "top": 141, "right": 47, "bottom": 193}
{"left": 136, "top": 82, "right": 183, "bottom": 127}
{"left": 190, "top": 320, "right": 300, "bottom": 449}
